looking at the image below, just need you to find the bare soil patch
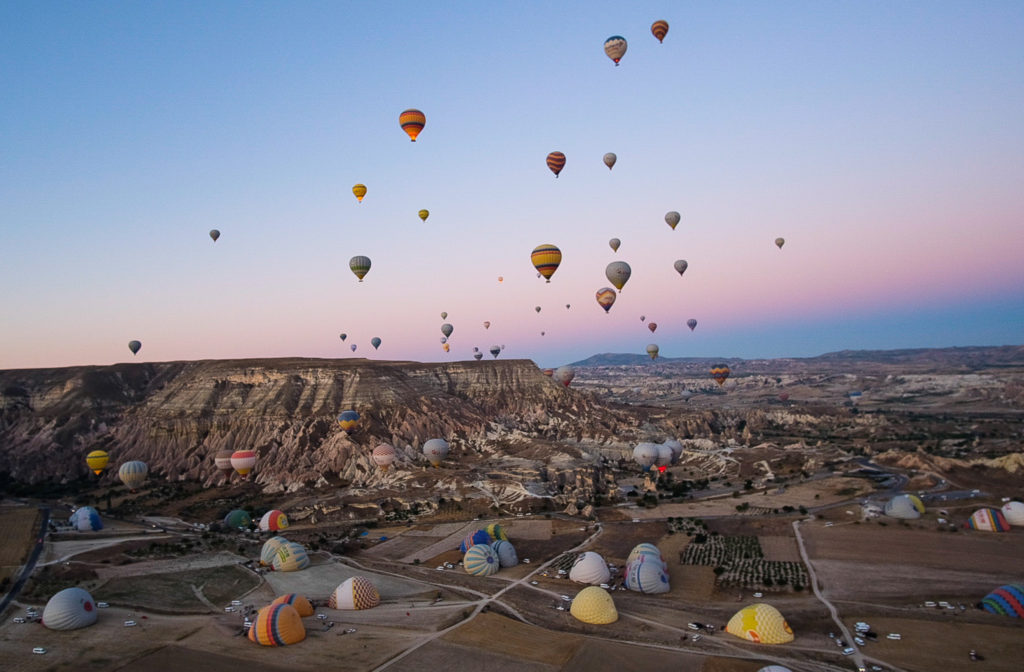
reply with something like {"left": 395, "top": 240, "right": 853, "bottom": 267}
{"left": 113, "top": 645, "right": 294, "bottom": 672}
{"left": 758, "top": 536, "right": 801, "bottom": 562}
{"left": 0, "top": 507, "right": 40, "bottom": 583}
{"left": 443, "top": 611, "right": 583, "bottom": 666}
{"left": 93, "top": 564, "right": 259, "bottom": 612}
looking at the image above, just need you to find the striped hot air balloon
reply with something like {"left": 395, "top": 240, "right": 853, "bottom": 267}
{"left": 271, "top": 541, "right": 310, "bottom": 572}
{"left": 230, "top": 449, "right": 257, "bottom": 476}
{"left": 981, "top": 585, "right": 1024, "bottom": 617}
{"left": 711, "top": 365, "right": 731, "bottom": 386}
{"left": 460, "top": 529, "right": 492, "bottom": 553}
{"left": 214, "top": 449, "right": 234, "bottom": 475}
{"left": 485, "top": 523, "right": 508, "bottom": 541}
{"left": 248, "top": 603, "right": 305, "bottom": 646}
{"left": 260, "top": 536, "right": 288, "bottom": 565}
{"left": 352, "top": 183, "right": 367, "bottom": 202}
{"left": 118, "top": 460, "right": 148, "bottom": 490}
{"left": 491, "top": 540, "right": 518, "bottom": 567}
{"left": 271, "top": 593, "right": 314, "bottom": 617}
{"left": 651, "top": 20, "right": 669, "bottom": 43}
{"left": 399, "top": 108, "right": 425, "bottom": 141}
{"left": 596, "top": 287, "right": 616, "bottom": 313}
{"left": 546, "top": 151, "right": 566, "bottom": 177}
{"left": 967, "top": 507, "right": 1010, "bottom": 532}
{"left": 260, "top": 510, "right": 289, "bottom": 532}
{"left": 85, "top": 450, "right": 109, "bottom": 475}
{"left": 531, "top": 244, "right": 562, "bottom": 282}
{"left": 349, "top": 255, "right": 371, "bottom": 281}
{"left": 463, "top": 543, "right": 500, "bottom": 576}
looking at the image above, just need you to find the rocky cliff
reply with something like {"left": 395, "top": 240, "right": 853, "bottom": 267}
{"left": 0, "top": 358, "right": 634, "bottom": 491}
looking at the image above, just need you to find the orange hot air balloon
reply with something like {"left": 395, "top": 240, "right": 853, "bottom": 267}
{"left": 531, "top": 244, "right": 562, "bottom": 282}
{"left": 651, "top": 20, "right": 669, "bottom": 43}
{"left": 711, "top": 365, "right": 731, "bottom": 386}
{"left": 546, "top": 151, "right": 566, "bottom": 177}
{"left": 399, "top": 108, "right": 425, "bottom": 141}
{"left": 352, "top": 184, "right": 367, "bottom": 202}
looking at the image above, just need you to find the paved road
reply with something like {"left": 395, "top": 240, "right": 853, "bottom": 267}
{"left": 0, "top": 506, "right": 49, "bottom": 614}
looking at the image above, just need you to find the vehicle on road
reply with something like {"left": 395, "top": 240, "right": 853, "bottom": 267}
{"left": 842, "top": 647, "right": 855, "bottom": 655}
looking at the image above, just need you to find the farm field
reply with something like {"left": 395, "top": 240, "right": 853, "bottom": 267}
{"left": 92, "top": 564, "right": 260, "bottom": 612}
{"left": 0, "top": 507, "right": 41, "bottom": 585}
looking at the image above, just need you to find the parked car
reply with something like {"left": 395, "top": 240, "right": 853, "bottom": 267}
{"left": 124, "top": 620, "right": 137, "bottom": 627}
{"left": 13, "top": 617, "right": 26, "bottom": 624}
{"left": 842, "top": 647, "right": 855, "bottom": 655}
{"left": 887, "top": 633, "right": 902, "bottom": 640}
{"left": 96, "top": 602, "right": 109, "bottom": 608}
{"left": 33, "top": 647, "right": 47, "bottom": 655}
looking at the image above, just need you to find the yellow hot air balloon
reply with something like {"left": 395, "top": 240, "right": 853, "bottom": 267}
{"left": 248, "top": 603, "right": 306, "bottom": 646}
{"left": 531, "top": 244, "right": 562, "bottom": 282}
{"left": 399, "top": 108, "right": 426, "bottom": 141}
{"left": 86, "top": 450, "right": 109, "bottom": 476}
{"left": 726, "top": 604, "right": 794, "bottom": 644}
{"left": 418, "top": 209, "right": 429, "bottom": 222}
{"left": 352, "top": 183, "right": 367, "bottom": 202}
{"left": 571, "top": 586, "right": 618, "bottom": 624}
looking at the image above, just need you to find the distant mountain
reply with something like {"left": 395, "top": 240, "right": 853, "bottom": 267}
{"left": 571, "top": 345, "right": 1024, "bottom": 371}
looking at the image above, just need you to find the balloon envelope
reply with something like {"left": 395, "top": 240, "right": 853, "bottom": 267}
{"left": 372, "top": 444, "right": 397, "bottom": 470}
{"left": 371, "top": 337, "right": 381, "bottom": 350}
{"left": 128, "top": 340, "right": 141, "bottom": 355}
{"left": 352, "top": 183, "right": 367, "bottom": 202}
{"left": 423, "top": 438, "right": 450, "bottom": 467}
{"left": 231, "top": 449, "right": 257, "bottom": 476}
{"left": 85, "top": 449, "right": 109, "bottom": 475}
{"left": 687, "top": 319, "right": 698, "bottom": 331}
{"left": 555, "top": 365, "right": 575, "bottom": 387}
{"left": 399, "top": 108, "right": 425, "bottom": 141}
{"left": 546, "top": 151, "right": 566, "bottom": 177}
{"left": 490, "top": 345, "right": 501, "bottom": 358}
{"left": 609, "top": 238, "right": 620, "bottom": 252}
{"left": 603, "top": 152, "right": 616, "bottom": 170}
{"left": 665, "top": 211, "right": 681, "bottom": 229}
{"left": 605, "top": 261, "right": 632, "bottom": 290}
{"left": 118, "top": 460, "right": 148, "bottom": 489}
{"left": 648, "top": 322, "right": 657, "bottom": 333}
{"left": 651, "top": 20, "right": 669, "bottom": 42}
{"left": 646, "top": 344, "right": 659, "bottom": 360}
{"left": 418, "top": 209, "right": 429, "bottom": 221}
{"left": 711, "top": 365, "right": 731, "bottom": 385}
{"left": 775, "top": 237, "right": 785, "bottom": 249}
{"left": 595, "top": 287, "right": 616, "bottom": 313}
{"left": 441, "top": 323, "right": 454, "bottom": 338}
{"left": 674, "top": 259, "right": 688, "bottom": 275}
{"left": 209, "top": 229, "right": 220, "bottom": 242}
{"left": 339, "top": 333, "right": 347, "bottom": 341}
{"left": 338, "top": 410, "right": 360, "bottom": 432}
{"left": 531, "top": 244, "right": 562, "bottom": 282}
{"left": 349, "top": 255, "right": 371, "bottom": 281}
{"left": 604, "top": 35, "right": 627, "bottom": 65}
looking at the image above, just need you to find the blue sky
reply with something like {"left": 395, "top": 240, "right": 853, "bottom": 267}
{"left": 2, "top": 1, "right": 1022, "bottom": 369}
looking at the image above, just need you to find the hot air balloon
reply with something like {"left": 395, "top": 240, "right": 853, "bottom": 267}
{"left": 473, "top": 347, "right": 479, "bottom": 352}
{"left": 640, "top": 315, "right": 645, "bottom": 322}
{"left": 442, "top": 343, "right": 450, "bottom": 352}
{"left": 687, "top": 318, "right": 697, "bottom": 331}
{"left": 350, "top": 344, "right": 357, "bottom": 352}
{"left": 372, "top": 444, "right": 397, "bottom": 471}
{"left": 423, "top": 438, "right": 449, "bottom": 467}
{"left": 209, "top": 229, "right": 220, "bottom": 242}
{"left": 224, "top": 509, "right": 251, "bottom": 529}
{"left": 546, "top": 151, "right": 566, "bottom": 177}
{"left": 271, "top": 541, "right": 310, "bottom": 572}
{"left": 646, "top": 344, "right": 659, "bottom": 360}
{"left": 711, "top": 365, "right": 731, "bottom": 386}
{"left": 609, "top": 238, "right": 620, "bottom": 252}
{"left": 483, "top": 321, "right": 490, "bottom": 329}
{"left": 440, "top": 311, "right": 448, "bottom": 319}
{"left": 651, "top": 20, "right": 669, "bottom": 42}
{"left": 490, "top": 345, "right": 500, "bottom": 359}
{"left": 260, "top": 536, "right": 288, "bottom": 565}
{"left": 118, "top": 460, "right": 148, "bottom": 490}
{"left": 339, "top": 333, "right": 347, "bottom": 341}
{"left": 775, "top": 237, "right": 785, "bottom": 249}
{"left": 69, "top": 506, "right": 102, "bottom": 531}
{"left": 633, "top": 443, "right": 659, "bottom": 471}
{"left": 371, "top": 337, "right": 381, "bottom": 350}
{"left": 674, "top": 259, "right": 688, "bottom": 275}
{"left": 665, "top": 211, "right": 681, "bottom": 230}
{"left": 272, "top": 593, "right": 314, "bottom": 617}
{"left": 260, "top": 510, "right": 289, "bottom": 532}
{"left": 535, "top": 306, "right": 541, "bottom": 314}
{"left": 603, "top": 152, "right": 617, "bottom": 170}
{"left": 473, "top": 352, "right": 483, "bottom": 360}
{"left": 531, "top": 244, "right": 562, "bottom": 282}
{"left": 605, "top": 261, "right": 631, "bottom": 290}
{"left": 463, "top": 543, "right": 500, "bottom": 576}
{"left": 540, "top": 331, "right": 545, "bottom": 336}
{"left": 128, "top": 340, "right": 142, "bottom": 355}
{"left": 352, "top": 183, "right": 367, "bottom": 202}
{"left": 214, "top": 449, "right": 234, "bottom": 475}
{"left": 349, "top": 255, "right": 371, "bottom": 281}
{"left": 441, "top": 323, "right": 454, "bottom": 338}
{"left": 555, "top": 365, "right": 575, "bottom": 387}
{"left": 542, "top": 368, "right": 553, "bottom": 376}
{"left": 42, "top": 587, "right": 98, "bottom": 631}
{"left": 648, "top": 322, "right": 657, "bottom": 333}
{"left": 231, "top": 449, "right": 257, "bottom": 477}
{"left": 491, "top": 539, "right": 518, "bottom": 567}
{"left": 779, "top": 392, "right": 790, "bottom": 402}
{"left": 595, "top": 287, "right": 616, "bottom": 313}
{"left": 248, "top": 604, "right": 305, "bottom": 646}
{"left": 604, "top": 35, "right": 627, "bottom": 65}
{"left": 399, "top": 108, "right": 425, "bottom": 141}
{"left": 418, "top": 209, "right": 429, "bottom": 222}
{"left": 330, "top": 577, "right": 380, "bottom": 610}
{"left": 85, "top": 450, "right": 109, "bottom": 476}
{"left": 570, "top": 551, "right": 611, "bottom": 585}
{"left": 338, "top": 410, "right": 360, "bottom": 432}
{"left": 440, "top": 337, "right": 447, "bottom": 344}
{"left": 497, "top": 276, "right": 503, "bottom": 282}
